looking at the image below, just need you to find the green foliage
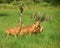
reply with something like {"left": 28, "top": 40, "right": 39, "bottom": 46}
{"left": 43, "top": 0, "right": 60, "bottom": 5}
{"left": 0, "top": 0, "right": 60, "bottom": 6}
{"left": 6, "top": 0, "right": 14, "bottom": 3}
{"left": 0, "top": 0, "right": 14, "bottom": 3}
{"left": 0, "top": 0, "right": 3, "bottom": 3}
{"left": 0, "top": 4, "right": 60, "bottom": 48}
{"left": 33, "top": 0, "right": 41, "bottom": 3}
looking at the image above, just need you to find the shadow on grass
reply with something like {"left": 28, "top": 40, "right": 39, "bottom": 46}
{"left": 0, "top": 13, "right": 9, "bottom": 16}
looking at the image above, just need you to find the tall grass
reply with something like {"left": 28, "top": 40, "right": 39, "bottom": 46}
{"left": 0, "top": 4, "right": 60, "bottom": 48}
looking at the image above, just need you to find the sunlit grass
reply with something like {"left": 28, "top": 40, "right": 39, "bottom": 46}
{"left": 0, "top": 4, "right": 60, "bottom": 48}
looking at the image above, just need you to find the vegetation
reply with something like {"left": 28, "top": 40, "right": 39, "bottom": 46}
{"left": 0, "top": 0, "right": 60, "bottom": 5}
{"left": 0, "top": 4, "right": 60, "bottom": 48}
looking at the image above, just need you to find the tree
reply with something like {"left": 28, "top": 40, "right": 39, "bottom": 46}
{"left": 19, "top": 3, "right": 24, "bottom": 28}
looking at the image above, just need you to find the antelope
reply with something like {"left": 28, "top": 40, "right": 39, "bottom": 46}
{"left": 30, "top": 21, "right": 43, "bottom": 33}
{"left": 20, "top": 21, "right": 40, "bottom": 35}
{"left": 6, "top": 27, "right": 21, "bottom": 38}
{"left": 20, "top": 26, "right": 32, "bottom": 35}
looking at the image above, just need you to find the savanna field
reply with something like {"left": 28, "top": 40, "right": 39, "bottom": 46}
{"left": 0, "top": 4, "right": 60, "bottom": 48}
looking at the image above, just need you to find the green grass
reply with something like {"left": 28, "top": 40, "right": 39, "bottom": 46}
{"left": 0, "top": 4, "right": 60, "bottom": 48}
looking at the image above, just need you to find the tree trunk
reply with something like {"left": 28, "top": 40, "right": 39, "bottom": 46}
{"left": 20, "top": 14, "right": 22, "bottom": 29}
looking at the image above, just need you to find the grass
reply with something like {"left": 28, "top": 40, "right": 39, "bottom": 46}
{"left": 0, "top": 4, "right": 60, "bottom": 48}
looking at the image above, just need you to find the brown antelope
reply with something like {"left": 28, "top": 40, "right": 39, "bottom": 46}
{"left": 6, "top": 27, "right": 21, "bottom": 38}
{"left": 34, "top": 26, "right": 43, "bottom": 33}
{"left": 20, "top": 21, "right": 40, "bottom": 35}
{"left": 20, "top": 26, "right": 32, "bottom": 35}
{"left": 30, "top": 21, "right": 43, "bottom": 33}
